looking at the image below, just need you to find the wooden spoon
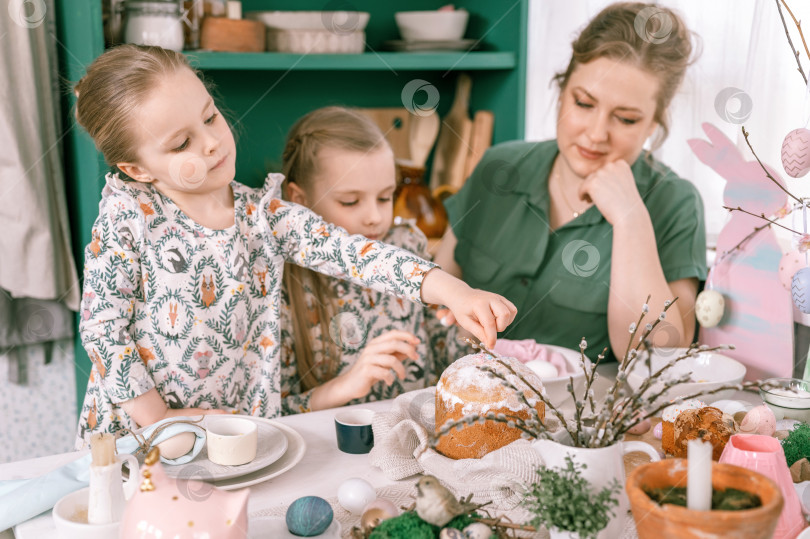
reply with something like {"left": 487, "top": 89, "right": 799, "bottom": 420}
{"left": 408, "top": 110, "right": 440, "bottom": 169}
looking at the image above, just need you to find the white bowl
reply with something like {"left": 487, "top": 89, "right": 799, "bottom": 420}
{"left": 760, "top": 378, "right": 810, "bottom": 421}
{"left": 395, "top": 10, "right": 469, "bottom": 42}
{"left": 53, "top": 487, "right": 120, "bottom": 539}
{"left": 527, "top": 344, "right": 587, "bottom": 409}
{"left": 246, "top": 11, "right": 370, "bottom": 32}
{"left": 626, "top": 348, "right": 747, "bottom": 408}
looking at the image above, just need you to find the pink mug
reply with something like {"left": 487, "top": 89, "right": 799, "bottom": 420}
{"left": 719, "top": 434, "right": 806, "bottom": 539}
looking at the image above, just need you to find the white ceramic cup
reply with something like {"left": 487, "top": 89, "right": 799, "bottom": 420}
{"left": 206, "top": 417, "right": 258, "bottom": 466}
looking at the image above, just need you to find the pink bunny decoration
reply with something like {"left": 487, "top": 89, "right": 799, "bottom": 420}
{"left": 688, "top": 123, "right": 792, "bottom": 380}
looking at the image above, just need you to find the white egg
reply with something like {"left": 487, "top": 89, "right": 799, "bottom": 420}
{"left": 695, "top": 289, "right": 724, "bottom": 328}
{"left": 337, "top": 478, "right": 377, "bottom": 515}
{"left": 156, "top": 431, "right": 196, "bottom": 460}
{"left": 525, "top": 359, "right": 558, "bottom": 379}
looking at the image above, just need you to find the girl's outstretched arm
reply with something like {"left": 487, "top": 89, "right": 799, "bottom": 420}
{"left": 265, "top": 197, "right": 516, "bottom": 348}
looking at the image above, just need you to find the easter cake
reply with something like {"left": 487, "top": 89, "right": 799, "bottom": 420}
{"left": 666, "top": 405, "right": 737, "bottom": 460}
{"left": 434, "top": 352, "right": 545, "bottom": 459}
{"left": 661, "top": 399, "right": 706, "bottom": 455}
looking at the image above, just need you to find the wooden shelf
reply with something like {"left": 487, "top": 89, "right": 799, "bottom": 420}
{"left": 184, "top": 51, "right": 517, "bottom": 71}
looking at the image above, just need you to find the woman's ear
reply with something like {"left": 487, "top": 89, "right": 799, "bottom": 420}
{"left": 117, "top": 162, "right": 153, "bottom": 183}
{"left": 285, "top": 181, "right": 309, "bottom": 205}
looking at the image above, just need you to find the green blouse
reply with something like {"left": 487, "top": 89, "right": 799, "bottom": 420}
{"left": 444, "top": 140, "right": 707, "bottom": 361}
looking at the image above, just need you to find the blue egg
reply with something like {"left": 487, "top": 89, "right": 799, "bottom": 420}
{"left": 793, "top": 267, "right": 810, "bottom": 314}
{"left": 286, "top": 496, "right": 333, "bottom": 537}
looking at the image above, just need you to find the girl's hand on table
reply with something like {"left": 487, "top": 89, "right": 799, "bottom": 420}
{"left": 336, "top": 330, "right": 419, "bottom": 400}
{"left": 421, "top": 269, "right": 516, "bottom": 349}
{"left": 578, "top": 159, "right": 644, "bottom": 226}
{"left": 122, "top": 388, "right": 225, "bottom": 428}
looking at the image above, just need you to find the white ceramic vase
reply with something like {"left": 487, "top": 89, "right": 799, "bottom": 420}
{"left": 532, "top": 437, "right": 660, "bottom": 539}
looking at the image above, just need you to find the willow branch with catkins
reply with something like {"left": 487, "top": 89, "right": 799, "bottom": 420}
{"left": 431, "top": 297, "right": 773, "bottom": 449}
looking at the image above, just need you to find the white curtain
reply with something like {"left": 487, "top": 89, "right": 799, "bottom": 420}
{"left": 526, "top": 0, "right": 810, "bottom": 246}
{"left": 0, "top": 0, "right": 79, "bottom": 309}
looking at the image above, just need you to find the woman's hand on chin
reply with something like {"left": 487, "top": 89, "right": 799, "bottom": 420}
{"left": 578, "top": 160, "right": 644, "bottom": 226}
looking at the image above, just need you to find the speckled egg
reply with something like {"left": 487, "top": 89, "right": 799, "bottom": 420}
{"left": 695, "top": 289, "right": 725, "bottom": 328}
{"left": 439, "top": 528, "right": 466, "bottom": 539}
{"left": 793, "top": 267, "right": 810, "bottom": 314}
{"left": 740, "top": 404, "right": 777, "bottom": 436}
{"left": 463, "top": 522, "right": 493, "bottom": 539}
{"left": 653, "top": 422, "right": 663, "bottom": 439}
{"left": 779, "top": 251, "right": 806, "bottom": 291}
{"left": 525, "top": 359, "right": 558, "bottom": 379}
{"left": 628, "top": 417, "right": 651, "bottom": 435}
{"left": 286, "top": 496, "right": 333, "bottom": 537}
{"left": 337, "top": 478, "right": 377, "bottom": 515}
{"left": 782, "top": 128, "right": 810, "bottom": 178}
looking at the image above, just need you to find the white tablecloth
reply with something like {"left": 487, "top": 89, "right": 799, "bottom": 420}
{"left": 3, "top": 399, "right": 399, "bottom": 538}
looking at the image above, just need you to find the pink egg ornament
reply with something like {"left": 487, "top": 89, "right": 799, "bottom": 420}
{"left": 739, "top": 404, "right": 777, "bottom": 436}
{"left": 779, "top": 251, "right": 805, "bottom": 291}
{"left": 653, "top": 422, "right": 663, "bottom": 439}
{"left": 782, "top": 128, "right": 810, "bottom": 178}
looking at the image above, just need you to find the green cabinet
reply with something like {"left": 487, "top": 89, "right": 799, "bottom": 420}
{"left": 55, "top": 0, "right": 528, "bottom": 413}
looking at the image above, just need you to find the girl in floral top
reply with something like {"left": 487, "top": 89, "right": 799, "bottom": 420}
{"left": 279, "top": 108, "right": 467, "bottom": 414}
{"left": 72, "top": 46, "right": 516, "bottom": 447}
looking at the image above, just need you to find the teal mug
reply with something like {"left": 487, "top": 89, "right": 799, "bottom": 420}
{"left": 334, "top": 409, "right": 374, "bottom": 454}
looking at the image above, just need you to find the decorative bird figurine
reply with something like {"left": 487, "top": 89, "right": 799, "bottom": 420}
{"left": 414, "top": 476, "right": 482, "bottom": 527}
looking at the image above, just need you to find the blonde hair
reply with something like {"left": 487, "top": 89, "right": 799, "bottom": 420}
{"left": 281, "top": 106, "right": 389, "bottom": 391}
{"left": 554, "top": 2, "right": 696, "bottom": 150}
{"left": 74, "top": 44, "right": 197, "bottom": 167}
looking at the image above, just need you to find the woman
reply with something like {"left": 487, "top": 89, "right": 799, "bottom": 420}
{"left": 435, "top": 2, "right": 707, "bottom": 361}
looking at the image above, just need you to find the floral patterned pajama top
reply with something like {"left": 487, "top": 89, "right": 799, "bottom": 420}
{"left": 75, "top": 173, "right": 436, "bottom": 448}
{"left": 280, "top": 221, "right": 466, "bottom": 414}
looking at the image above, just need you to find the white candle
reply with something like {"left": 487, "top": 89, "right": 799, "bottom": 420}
{"left": 687, "top": 439, "right": 713, "bottom": 511}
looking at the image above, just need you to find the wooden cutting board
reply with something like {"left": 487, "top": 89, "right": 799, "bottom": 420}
{"left": 357, "top": 108, "right": 412, "bottom": 161}
{"left": 462, "top": 110, "right": 494, "bottom": 182}
{"left": 429, "top": 74, "right": 473, "bottom": 191}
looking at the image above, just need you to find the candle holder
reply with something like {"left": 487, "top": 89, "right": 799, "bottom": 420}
{"left": 626, "top": 459, "right": 783, "bottom": 539}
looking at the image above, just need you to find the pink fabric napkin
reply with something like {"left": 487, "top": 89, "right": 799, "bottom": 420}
{"left": 493, "top": 339, "right": 571, "bottom": 376}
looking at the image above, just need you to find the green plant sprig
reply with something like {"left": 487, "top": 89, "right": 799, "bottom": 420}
{"left": 522, "top": 454, "right": 620, "bottom": 539}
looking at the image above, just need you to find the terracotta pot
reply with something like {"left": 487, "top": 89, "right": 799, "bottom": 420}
{"left": 626, "top": 459, "right": 783, "bottom": 539}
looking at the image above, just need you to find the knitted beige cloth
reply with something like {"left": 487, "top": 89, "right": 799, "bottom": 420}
{"left": 368, "top": 387, "right": 557, "bottom": 509}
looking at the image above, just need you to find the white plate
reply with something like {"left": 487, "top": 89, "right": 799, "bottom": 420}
{"left": 210, "top": 418, "right": 307, "bottom": 491}
{"left": 164, "top": 415, "right": 288, "bottom": 481}
{"left": 249, "top": 516, "right": 341, "bottom": 538}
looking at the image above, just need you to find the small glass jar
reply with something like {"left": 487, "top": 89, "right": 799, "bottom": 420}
{"left": 123, "top": 0, "right": 184, "bottom": 52}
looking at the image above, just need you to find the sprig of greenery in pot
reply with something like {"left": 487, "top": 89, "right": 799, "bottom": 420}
{"left": 523, "top": 454, "right": 620, "bottom": 539}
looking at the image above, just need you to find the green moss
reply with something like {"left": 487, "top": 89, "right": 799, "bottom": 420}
{"left": 643, "top": 486, "right": 761, "bottom": 510}
{"left": 368, "top": 511, "right": 484, "bottom": 539}
{"left": 782, "top": 423, "right": 810, "bottom": 467}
